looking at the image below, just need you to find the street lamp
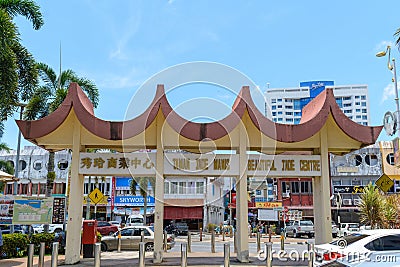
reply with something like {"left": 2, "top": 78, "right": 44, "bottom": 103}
{"left": 13, "top": 103, "right": 26, "bottom": 195}
{"left": 376, "top": 45, "right": 400, "bottom": 137}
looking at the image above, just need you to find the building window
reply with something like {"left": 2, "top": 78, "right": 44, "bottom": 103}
{"left": 54, "top": 183, "right": 65, "bottom": 194}
{"left": 272, "top": 112, "right": 276, "bottom": 116}
{"left": 350, "top": 154, "right": 363, "bottom": 166}
{"left": 278, "top": 111, "right": 283, "bottom": 115}
{"left": 362, "top": 115, "right": 367, "bottom": 120}
{"left": 285, "top": 112, "right": 293, "bottom": 115}
{"left": 277, "top": 99, "right": 282, "bottom": 102}
{"left": 277, "top": 105, "right": 282, "bottom": 108}
{"left": 332, "top": 180, "right": 341, "bottom": 186}
{"left": 178, "top": 182, "right": 185, "bottom": 194}
{"left": 58, "top": 160, "right": 69, "bottom": 170}
{"left": 300, "top": 181, "right": 310, "bottom": 193}
{"left": 39, "top": 183, "right": 46, "bottom": 194}
{"left": 6, "top": 184, "right": 13, "bottom": 194}
{"left": 187, "top": 181, "right": 195, "bottom": 194}
{"left": 355, "top": 95, "right": 360, "bottom": 99}
{"left": 272, "top": 105, "right": 276, "bottom": 110}
{"left": 291, "top": 181, "right": 299, "bottom": 193}
{"left": 362, "top": 109, "right": 367, "bottom": 113}
{"left": 344, "top": 103, "right": 352, "bottom": 107}
{"left": 343, "top": 97, "right": 351, "bottom": 101}
{"left": 286, "top": 118, "right": 293, "bottom": 123}
{"left": 33, "top": 160, "right": 42, "bottom": 170}
{"left": 361, "top": 95, "right": 366, "bottom": 100}
{"left": 19, "top": 160, "right": 27, "bottom": 171}
{"left": 196, "top": 181, "right": 204, "bottom": 194}
{"left": 271, "top": 99, "right": 276, "bottom": 104}
{"left": 171, "top": 182, "right": 178, "bottom": 194}
{"left": 356, "top": 109, "right": 361, "bottom": 112}
{"left": 164, "top": 181, "right": 170, "bottom": 194}
{"left": 386, "top": 153, "right": 395, "bottom": 165}
{"left": 361, "top": 102, "right": 366, "bottom": 106}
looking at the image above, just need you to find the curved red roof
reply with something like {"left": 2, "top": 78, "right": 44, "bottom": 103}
{"left": 16, "top": 82, "right": 382, "bottom": 145}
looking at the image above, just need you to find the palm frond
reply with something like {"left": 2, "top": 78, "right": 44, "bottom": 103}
{"left": 0, "top": 143, "right": 10, "bottom": 152}
{"left": 37, "top": 62, "right": 58, "bottom": 90}
{"left": 394, "top": 28, "right": 400, "bottom": 50}
{"left": 72, "top": 77, "right": 99, "bottom": 107}
{"left": 0, "top": 0, "right": 44, "bottom": 30}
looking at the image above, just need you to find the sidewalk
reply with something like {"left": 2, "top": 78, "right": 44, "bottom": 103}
{"left": 1, "top": 251, "right": 308, "bottom": 267}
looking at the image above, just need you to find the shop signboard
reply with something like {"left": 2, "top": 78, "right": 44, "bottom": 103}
{"left": 0, "top": 194, "right": 14, "bottom": 225}
{"left": 114, "top": 196, "right": 155, "bottom": 207}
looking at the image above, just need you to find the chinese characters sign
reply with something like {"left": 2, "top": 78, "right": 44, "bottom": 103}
{"left": 79, "top": 153, "right": 156, "bottom": 175}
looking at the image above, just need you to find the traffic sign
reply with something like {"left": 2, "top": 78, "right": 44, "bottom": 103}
{"left": 88, "top": 188, "right": 104, "bottom": 204}
{"left": 107, "top": 197, "right": 112, "bottom": 202}
{"left": 375, "top": 174, "right": 394, "bottom": 193}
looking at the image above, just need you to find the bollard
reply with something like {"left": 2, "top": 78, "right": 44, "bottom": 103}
{"left": 51, "top": 242, "right": 59, "bottom": 267}
{"left": 211, "top": 229, "right": 216, "bottom": 253}
{"left": 163, "top": 230, "right": 168, "bottom": 252}
{"left": 27, "top": 243, "right": 34, "bottom": 267}
{"left": 265, "top": 242, "right": 272, "bottom": 267}
{"left": 224, "top": 242, "right": 230, "bottom": 267}
{"left": 139, "top": 242, "right": 146, "bottom": 267}
{"left": 181, "top": 242, "right": 187, "bottom": 267}
{"left": 233, "top": 230, "right": 237, "bottom": 253}
{"left": 117, "top": 230, "right": 122, "bottom": 253}
{"left": 141, "top": 230, "right": 145, "bottom": 242}
{"left": 307, "top": 242, "right": 315, "bottom": 267}
{"left": 256, "top": 232, "right": 261, "bottom": 253}
{"left": 222, "top": 227, "right": 225, "bottom": 241}
{"left": 199, "top": 227, "right": 203, "bottom": 242}
{"left": 280, "top": 231, "right": 285, "bottom": 251}
{"left": 94, "top": 243, "right": 101, "bottom": 267}
{"left": 187, "top": 231, "right": 192, "bottom": 252}
{"left": 38, "top": 242, "right": 45, "bottom": 267}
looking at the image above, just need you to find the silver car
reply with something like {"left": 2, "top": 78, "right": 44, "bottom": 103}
{"left": 100, "top": 226, "right": 175, "bottom": 252}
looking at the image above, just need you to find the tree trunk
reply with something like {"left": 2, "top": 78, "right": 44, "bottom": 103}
{"left": 44, "top": 151, "right": 55, "bottom": 233}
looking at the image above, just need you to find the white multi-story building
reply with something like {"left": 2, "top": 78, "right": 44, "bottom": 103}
{"left": 265, "top": 81, "right": 370, "bottom": 126}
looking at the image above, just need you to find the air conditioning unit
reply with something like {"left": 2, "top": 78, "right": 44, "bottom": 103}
{"left": 353, "top": 199, "right": 362, "bottom": 206}
{"left": 282, "top": 192, "right": 290, "bottom": 198}
{"left": 342, "top": 199, "right": 352, "bottom": 206}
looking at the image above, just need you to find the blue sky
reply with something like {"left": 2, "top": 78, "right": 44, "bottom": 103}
{"left": 3, "top": 0, "right": 400, "bottom": 149}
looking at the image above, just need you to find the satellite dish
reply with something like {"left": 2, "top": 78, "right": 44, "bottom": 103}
{"left": 383, "top": 111, "right": 397, "bottom": 136}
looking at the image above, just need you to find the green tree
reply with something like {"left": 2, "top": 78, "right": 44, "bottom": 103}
{"left": 130, "top": 177, "right": 155, "bottom": 225}
{"left": 24, "top": 63, "right": 99, "bottom": 198}
{"left": 358, "top": 183, "right": 384, "bottom": 229}
{"left": 0, "top": 0, "right": 43, "bottom": 136}
{"left": 382, "top": 194, "right": 400, "bottom": 228}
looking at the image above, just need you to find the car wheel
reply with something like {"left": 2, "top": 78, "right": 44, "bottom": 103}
{"left": 333, "top": 233, "right": 337, "bottom": 238}
{"left": 145, "top": 243, "right": 154, "bottom": 252}
{"left": 54, "top": 228, "right": 62, "bottom": 233}
{"left": 101, "top": 242, "right": 108, "bottom": 252}
{"left": 108, "top": 231, "right": 114, "bottom": 236}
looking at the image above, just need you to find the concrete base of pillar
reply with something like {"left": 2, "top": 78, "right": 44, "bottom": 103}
{"left": 236, "top": 250, "right": 249, "bottom": 263}
{"left": 64, "top": 255, "right": 80, "bottom": 265}
{"left": 153, "top": 250, "right": 163, "bottom": 263}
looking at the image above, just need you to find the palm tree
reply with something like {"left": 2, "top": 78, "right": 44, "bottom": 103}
{"left": 358, "top": 183, "right": 384, "bottom": 229}
{"left": 130, "top": 177, "right": 156, "bottom": 225}
{"left": 0, "top": 0, "right": 43, "bottom": 135}
{"left": 24, "top": 63, "right": 99, "bottom": 198}
{"left": 395, "top": 28, "right": 400, "bottom": 49}
{"left": 0, "top": 143, "right": 13, "bottom": 193}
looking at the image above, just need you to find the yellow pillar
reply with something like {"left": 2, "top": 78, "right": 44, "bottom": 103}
{"left": 65, "top": 121, "right": 84, "bottom": 264}
{"left": 236, "top": 123, "right": 249, "bottom": 262}
{"left": 153, "top": 112, "right": 165, "bottom": 263}
{"left": 313, "top": 126, "right": 332, "bottom": 244}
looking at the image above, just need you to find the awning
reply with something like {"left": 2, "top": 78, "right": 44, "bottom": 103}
{"left": 164, "top": 206, "right": 203, "bottom": 220}
{"left": 0, "top": 170, "right": 17, "bottom": 182}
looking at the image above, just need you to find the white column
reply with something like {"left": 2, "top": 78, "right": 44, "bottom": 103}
{"left": 153, "top": 113, "right": 165, "bottom": 263}
{"left": 313, "top": 126, "right": 332, "bottom": 245}
{"left": 65, "top": 122, "right": 84, "bottom": 264}
{"left": 236, "top": 123, "right": 249, "bottom": 262}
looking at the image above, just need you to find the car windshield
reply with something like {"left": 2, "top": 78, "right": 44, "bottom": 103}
{"left": 330, "top": 233, "right": 369, "bottom": 246}
{"left": 300, "top": 221, "right": 313, "bottom": 226}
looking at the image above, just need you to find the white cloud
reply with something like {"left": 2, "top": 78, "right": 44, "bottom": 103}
{"left": 381, "top": 82, "right": 395, "bottom": 104}
{"left": 375, "top": 40, "right": 394, "bottom": 53}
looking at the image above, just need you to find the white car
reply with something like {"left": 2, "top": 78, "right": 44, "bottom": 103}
{"left": 34, "top": 224, "right": 64, "bottom": 233}
{"left": 338, "top": 223, "right": 360, "bottom": 237}
{"left": 314, "top": 229, "right": 400, "bottom": 266}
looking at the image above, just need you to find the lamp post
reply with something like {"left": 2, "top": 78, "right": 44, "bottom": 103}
{"left": 13, "top": 103, "right": 26, "bottom": 195}
{"left": 376, "top": 45, "right": 400, "bottom": 137}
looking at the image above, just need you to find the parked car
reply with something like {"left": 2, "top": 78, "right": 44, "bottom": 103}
{"left": 164, "top": 222, "right": 189, "bottom": 236}
{"left": 108, "top": 220, "right": 121, "bottom": 229}
{"left": 314, "top": 229, "right": 400, "bottom": 266}
{"left": 100, "top": 225, "right": 175, "bottom": 252}
{"left": 331, "top": 221, "right": 338, "bottom": 238}
{"left": 32, "top": 224, "right": 64, "bottom": 234}
{"left": 0, "top": 224, "right": 33, "bottom": 234}
{"left": 96, "top": 221, "right": 119, "bottom": 236}
{"left": 285, "top": 220, "right": 314, "bottom": 238}
{"left": 338, "top": 222, "right": 360, "bottom": 237}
